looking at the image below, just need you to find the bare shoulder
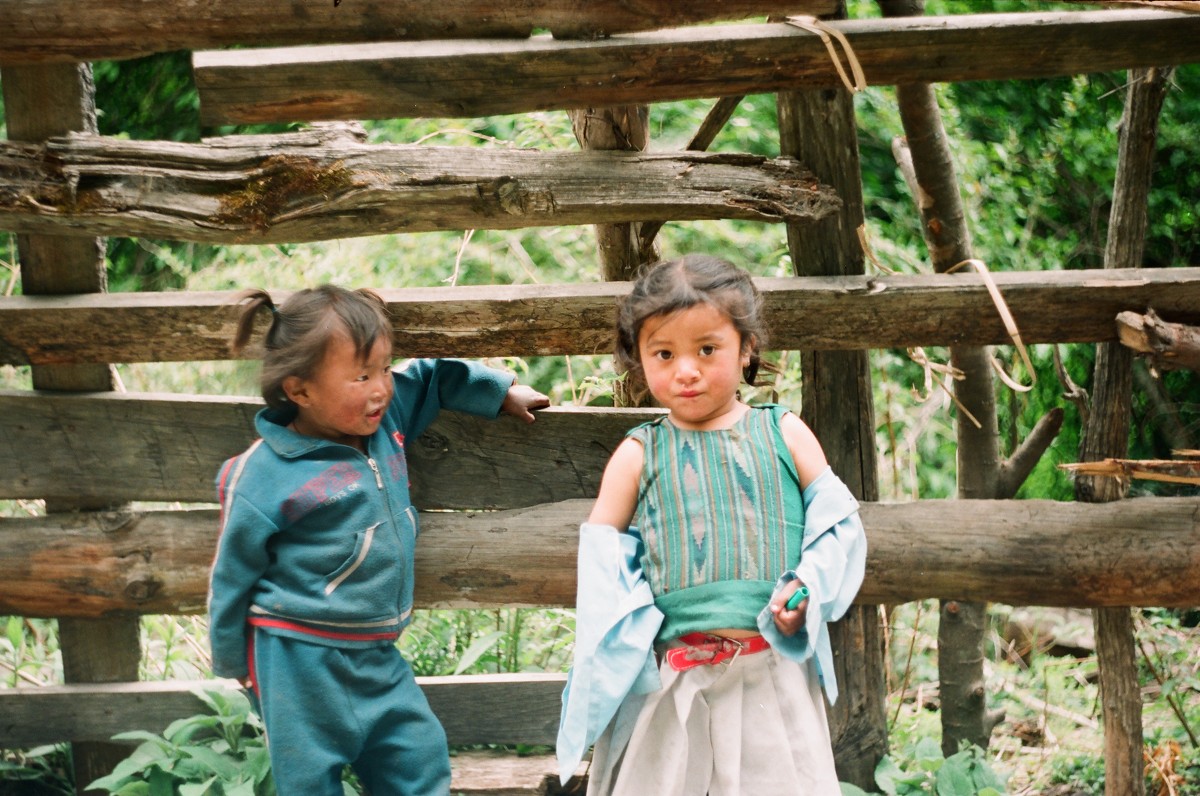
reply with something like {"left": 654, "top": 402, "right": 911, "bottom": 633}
{"left": 588, "top": 437, "right": 645, "bottom": 529}
{"left": 778, "top": 410, "right": 829, "bottom": 488}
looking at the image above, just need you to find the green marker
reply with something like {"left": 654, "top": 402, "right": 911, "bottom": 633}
{"left": 786, "top": 585, "right": 810, "bottom": 610}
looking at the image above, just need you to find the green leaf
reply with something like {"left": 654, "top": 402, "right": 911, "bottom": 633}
{"left": 453, "top": 630, "right": 507, "bottom": 675}
{"left": 840, "top": 783, "right": 874, "bottom": 796}
{"left": 181, "top": 745, "right": 241, "bottom": 780}
{"left": 179, "top": 777, "right": 218, "bottom": 796}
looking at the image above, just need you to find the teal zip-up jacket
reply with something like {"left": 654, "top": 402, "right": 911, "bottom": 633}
{"left": 208, "top": 358, "right": 514, "bottom": 680}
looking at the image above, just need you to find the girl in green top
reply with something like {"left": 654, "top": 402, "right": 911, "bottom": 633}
{"left": 585, "top": 254, "right": 851, "bottom": 794}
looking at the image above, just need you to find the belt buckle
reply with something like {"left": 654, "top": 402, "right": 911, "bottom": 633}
{"left": 701, "top": 633, "right": 744, "bottom": 667}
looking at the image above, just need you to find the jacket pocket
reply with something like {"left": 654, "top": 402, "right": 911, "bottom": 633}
{"left": 325, "top": 523, "right": 379, "bottom": 595}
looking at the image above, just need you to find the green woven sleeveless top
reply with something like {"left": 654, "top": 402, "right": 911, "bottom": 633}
{"left": 627, "top": 404, "right": 805, "bottom": 641}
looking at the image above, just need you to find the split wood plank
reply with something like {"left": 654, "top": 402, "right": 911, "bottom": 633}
{"left": 0, "top": 1, "right": 838, "bottom": 65}
{"left": 1, "top": 496, "right": 1197, "bottom": 619}
{"left": 0, "top": 393, "right": 657, "bottom": 506}
{"left": 1059, "top": 457, "right": 1200, "bottom": 485}
{"left": 3, "top": 267, "right": 1199, "bottom": 366}
{"left": 0, "top": 131, "right": 840, "bottom": 244}
{"left": 0, "top": 675, "right": 567, "bottom": 749}
{"left": 190, "top": 10, "right": 1200, "bottom": 125}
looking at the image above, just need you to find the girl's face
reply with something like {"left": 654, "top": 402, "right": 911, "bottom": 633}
{"left": 637, "top": 302, "right": 750, "bottom": 431}
{"left": 284, "top": 332, "right": 395, "bottom": 451}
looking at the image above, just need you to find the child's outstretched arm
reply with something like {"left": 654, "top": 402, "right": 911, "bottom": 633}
{"left": 500, "top": 383, "right": 550, "bottom": 423}
{"left": 587, "top": 437, "right": 643, "bottom": 531}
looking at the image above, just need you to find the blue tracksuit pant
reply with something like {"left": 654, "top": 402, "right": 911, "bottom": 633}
{"left": 249, "top": 630, "right": 451, "bottom": 795}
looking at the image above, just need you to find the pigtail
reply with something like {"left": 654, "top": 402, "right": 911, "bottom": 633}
{"left": 231, "top": 288, "right": 276, "bottom": 356}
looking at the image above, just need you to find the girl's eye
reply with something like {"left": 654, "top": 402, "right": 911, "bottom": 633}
{"left": 699, "top": 345, "right": 716, "bottom": 356}
{"left": 653, "top": 350, "right": 672, "bottom": 361}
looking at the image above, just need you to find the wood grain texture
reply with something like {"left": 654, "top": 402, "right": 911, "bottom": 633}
{"left": 0, "top": 392, "right": 656, "bottom": 506}
{"left": 3, "top": 268, "right": 1199, "bottom": 366}
{"left": 0, "top": 131, "right": 839, "bottom": 244}
{"left": 1, "top": 497, "right": 1196, "bottom": 618}
{"left": 0, "top": 675, "right": 567, "bottom": 748}
{"left": 0, "top": 1, "right": 838, "bottom": 65}
{"left": 189, "top": 10, "right": 1200, "bottom": 124}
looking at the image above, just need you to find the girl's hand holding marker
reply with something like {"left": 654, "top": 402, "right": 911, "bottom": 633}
{"left": 786, "top": 585, "right": 810, "bottom": 611}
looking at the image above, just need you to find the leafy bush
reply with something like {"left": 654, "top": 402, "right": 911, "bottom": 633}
{"left": 86, "top": 688, "right": 278, "bottom": 796}
{"left": 839, "top": 739, "right": 1007, "bottom": 796}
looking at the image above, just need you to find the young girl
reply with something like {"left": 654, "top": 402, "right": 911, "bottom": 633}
{"left": 208, "top": 284, "right": 548, "bottom": 795}
{"left": 557, "top": 255, "right": 867, "bottom": 794}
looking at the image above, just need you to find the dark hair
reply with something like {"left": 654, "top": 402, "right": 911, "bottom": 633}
{"left": 231, "top": 284, "right": 392, "bottom": 410}
{"left": 614, "top": 254, "right": 767, "bottom": 394}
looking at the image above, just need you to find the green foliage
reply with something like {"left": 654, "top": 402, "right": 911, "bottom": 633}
{"left": 0, "top": 745, "right": 74, "bottom": 795}
{"left": 86, "top": 688, "right": 280, "bottom": 796}
{"left": 851, "top": 739, "right": 1007, "bottom": 796}
{"left": 400, "top": 608, "right": 575, "bottom": 677}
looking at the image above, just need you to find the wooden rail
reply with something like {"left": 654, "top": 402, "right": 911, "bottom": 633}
{"left": 0, "top": 674, "right": 567, "bottom": 752}
{"left": 0, "top": 1, "right": 840, "bottom": 65}
{"left": 190, "top": 10, "right": 1200, "bottom": 125}
{"left": 3, "top": 268, "right": 1199, "bottom": 366}
{"left": 0, "top": 131, "right": 840, "bottom": 245}
{"left": 2, "top": 496, "right": 1197, "bottom": 617}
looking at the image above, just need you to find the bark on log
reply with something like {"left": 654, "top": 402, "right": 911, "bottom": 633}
{"left": 1079, "top": 63, "right": 1173, "bottom": 796}
{"left": 1, "top": 497, "right": 1196, "bottom": 619}
{"left": 3, "top": 268, "right": 1199, "bottom": 366}
{"left": 189, "top": 10, "right": 1200, "bottom": 125}
{"left": 0, "top": 1, "right": 839, "bottom": 65}
{"left": 0, "top": 392, "right": 658, "bottom": 507}
{"left": 0, "top": 131, "right": 840, "bottom": 244}
{"left": 1118, "top": 308, "right": 1200, "bottom": 373}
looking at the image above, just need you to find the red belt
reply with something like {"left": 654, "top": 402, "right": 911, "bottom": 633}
{"left": 664, "top": 632, "right": 771, "bottom": 672}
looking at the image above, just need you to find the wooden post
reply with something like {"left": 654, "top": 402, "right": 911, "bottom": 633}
{"left": 569, "top": 104, "right": 657, "bottom": 278}
{"left": 1077, "top": 64, "right": 1173, "bottom": 796}
{"left": 775, "top": 4, "right": 888, "bottom": 785}
{"left": 1, "top": 62, "right": 141, "bottom": 795}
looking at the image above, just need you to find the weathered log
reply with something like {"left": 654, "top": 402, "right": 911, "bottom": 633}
{"left": 0, "top": 392, "right": 657, "bottom": 507}
{"left": 190, "top": 10, "right": 1200, "bottom": 125}
{"left": 0, "top": 1, "right": 839, "bottom": 65}
{"left": 1117, "top": 308, "right": 1200, "bottom": 372}
{"left": 3, "top": 268, "right": 1200, "bottom": 366}
{"left": 0, "top": 497, "right": 1196, "bottom": 619}
{"left": 0, "top": 676, "right": 569, "bottom": 750}
{"left": 0, "top": 130, "right": 839, "bottom": 244}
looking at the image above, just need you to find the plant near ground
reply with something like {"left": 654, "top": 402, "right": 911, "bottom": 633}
{"left": 86, "top": 688, "right": 280, "bottom": 796}
{"left": 0, "top": 744, "right": 74, "bottom": 795}
{"left": 840, "top": 739, "right": 1007, "bottom": 796}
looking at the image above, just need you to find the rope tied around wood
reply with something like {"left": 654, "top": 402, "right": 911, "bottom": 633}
{"left": 857, "top": 225, "right": 1036, "bottom": 429}
{"left": 785, "top": 16, "right": 867, "bottom": 94}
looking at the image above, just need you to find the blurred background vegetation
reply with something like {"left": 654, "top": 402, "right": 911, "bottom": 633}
{"left": 2, "top": 1, "right": 1198, "bottom": 793}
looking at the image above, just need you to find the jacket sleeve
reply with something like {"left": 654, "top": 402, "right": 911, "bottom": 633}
{"left": 756, "top": 465, "right": 866, "bottom": 703}
{"left": 556, "top": 523, "right": 663, "bottom": 785}
{"left": 208, "top": 485, "right": 277, "bottom": 680}
{"left": 391, "top": 358, "right": 516, "bottom": 440}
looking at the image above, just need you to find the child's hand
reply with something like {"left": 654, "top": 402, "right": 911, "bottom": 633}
{"left": 769, "top": 580, "right": 809, "bottom": 637}
{"left": 501, "top": 384, "right": 550, "bottom": 423}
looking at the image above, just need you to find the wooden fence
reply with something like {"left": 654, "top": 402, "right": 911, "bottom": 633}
{"left": 3, "top": 2, "right": 1200, "bottom": 793}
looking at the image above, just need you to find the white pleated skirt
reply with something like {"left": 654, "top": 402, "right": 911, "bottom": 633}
{"left": 587, "top": 647, "right": 840, "bottom": 796}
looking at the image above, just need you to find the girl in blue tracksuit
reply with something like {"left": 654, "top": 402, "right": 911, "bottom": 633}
{"left": 209, "top": 284, "right": 548, "bottom": 795}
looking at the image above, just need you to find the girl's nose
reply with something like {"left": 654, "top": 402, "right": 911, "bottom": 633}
{"left": 676, "top": 359, "right": 700, "bottom": 381}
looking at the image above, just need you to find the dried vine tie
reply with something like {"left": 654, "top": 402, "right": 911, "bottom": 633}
{"left": 785, "top": 16, "right": 868, "bottom": 94}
